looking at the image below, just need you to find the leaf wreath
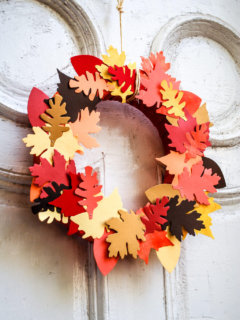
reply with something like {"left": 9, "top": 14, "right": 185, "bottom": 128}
{"left": 162, "top": 195, "right": 205, "bottom": 241}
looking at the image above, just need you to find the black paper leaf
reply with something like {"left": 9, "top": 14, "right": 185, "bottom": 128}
{"left": 32, "top": 182, "right": 69, "bottom": 215}
{"left": 163, "top": 196, "right": 205, "bottom": 241}
{"left": 202, "top": 157, "right": 226, "bottom": 189}
{"left": 57, "top": 70, "right": 100, "bottom": 122}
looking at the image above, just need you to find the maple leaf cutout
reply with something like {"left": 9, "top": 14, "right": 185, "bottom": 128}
{"left": 70, "top": 188, "right": 123, "bottom": 239}
{"left": 141, "top": 197, "right": 169, "bottom": 234}
{"left": 23, "top": 126, "right": 83, "bottom": 163}
{"left": 184, "top": 123, "right": 211, "bottom": 160}
{"left": 106, "top": 210, "right": 146, "bottom": 259}
{"left": 69, "top": 71, "right": 111, "bottom": 100}
{"left": 29, "top": 150, "right": 75, "bottom": 187}
{"left": 163, "top": 196, "right": 205, "bottom": 241}
{"left": 75, "top": 166, "right": 103, "bottom": 219}
{"left": 137, "top": 51, "right": 180, "bottom": 108}
{"left": 69, "top": 107, "right": 101, "bottom": 149}
{"left": 138, "top": 230, "right": 173, "bottom": 264}
{"left": 108, "top": 65, "right": 136, "bottom": 93}
{"left": 174, "top": 162, "right": 221, "bottom": 205}
{"left": 159, "top": 80, "right": 186, "bottom": 119}
{"left": 165, "top": 112, "right": 197, "bottom": 154}
{"left": 50, "top": 172, "right": 85, "bottom": 217}
{"left": 156, "top": 151, "right": 201, "bottom": 185}
{"left": 40, "top": 94, "right": 70, "bottom": 146}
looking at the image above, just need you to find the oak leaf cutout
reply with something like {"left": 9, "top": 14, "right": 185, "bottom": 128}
{"left": 69, "top": 71, "right": 111, "bottom": 100}
{"left": 163, "top": 195, "right": 205, "bottom": 241}
{"left": 159, "top": 80, "right": 186, "bottom": 119}
{"left": 106, "top": 209, "right": 146, "bottom": 259}
{"left": 69, "top": 107, "right": 101, "bottom": 149}
{"left": 38, "top": 208, "right": 68, "bottom": 224}
{"left": 137, "top": 52, "right": 180, "bottom": 108}
{"left": 141, "top": 197, "right": 169, "bottom": 234}
{"left": 70, "top": 189, "right": 123, "bottom": 239}
{"left": 174, "top": 162, "right": 220, "bottom": 205}
{"left": 23, "top": 125, "right": 83, "bottom": 163}
{"left": 75, "top": 166, "right": 103, "bottom": 219}
{"left": 108, "top": 65, "right": 136, "bottom": 93}
{"left": 40, "top": 94, "right": 70, "bottom": 146}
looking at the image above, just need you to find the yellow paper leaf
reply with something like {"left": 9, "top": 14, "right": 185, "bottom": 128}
{"left": 23, "top": 125, "right": 83, "bottom": 163}
{"left": 69, "top": 108, "right": 101, "bottom": 149}
{"left": 160, "top": 80, "right": 186, "bottom": 119}
{"left": 102, "top": 45, "right": 126, "bottom": 67}
{"left": 70, "top": 189, "right": 123, "bottom": 239}
{"left": 110, "top": 81, "right": 133, "bottom": 103}
{"left": 38, "top": 208, "right": 69, "bottom": 224}
{"left": 145, "top": 184, "right": 182, "bottom": 204}
{"left": 193, "top": 103, "right": 210, "bottom": 125}
{"left": 106, "top": 210, "right": 146, "bottom": 259}
{"left": 156, "top": 228, "right": 181, "bottom": 272}
{"left": 156, "top": 151, "right": 201, "bottom": 185}
{"left": 166, "top": 116, "right": 178, "bottom": 126}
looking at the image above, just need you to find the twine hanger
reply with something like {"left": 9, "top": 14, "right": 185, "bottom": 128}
{"left": 116, "top": 0, "right": 124, "bottom": 52}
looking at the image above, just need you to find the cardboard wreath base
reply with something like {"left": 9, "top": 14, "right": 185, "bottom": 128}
{"left": 23, "top": 46, "right": 225, "bottom": 275}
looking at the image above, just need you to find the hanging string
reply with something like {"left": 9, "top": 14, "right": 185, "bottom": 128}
{"left": 116, "top": 0, "right": 124, "bottom": 52}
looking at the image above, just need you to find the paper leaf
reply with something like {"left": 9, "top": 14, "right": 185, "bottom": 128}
{"left": 38, "top": 207, "right": 68, "bottom": 224}
{"left": 106, "top": 210, "right": 146, "bottom": 259}
{"left": 137, "top": 52, "right": 180, "bottom": 108}
{"left": 50, "top": 173, "right": 85, "bottom": 217}
{"left": 23, "top": 126, "right": 83, "bottom": 163}
{"left": 138, "top": 230, "right": 173, "bottom": 264}
{"left": 165, "top": 112, "right": 197, "bottom": 153}
{"left": 69, "top": 71, "right": 110, "bottom": 100}
{"left": 27, "top": 87, "right": 49, "bottom": 127}
{"left": 202, "top": 157, "right": 226, "bottom": 188}
{"left": 75, "top": 166, "right": 103, "bottom": 219}
{"left": 32, "top": 182, "right": 68, "bottom": 215}
{"left": 141, "top": 197, "right": 169, "bottom": 234}
{"left": 156, "top": 228, "right": 181, "bottom": 272}
{"left": 108, "top": 65, "right": 136, "bottom": 93}
{"left": 145, "top": 183, "right": 182, "bottom": 204}
{"left": 159, "top": 80, "right": 186, "bottom": 119}
{"left": 40, "top": 94, "right": 70, "bottom": 146}
{"left": 30, "top": 181, "right": 42, "bottom": 202}
{"left": 163, "top": 195, "right": 205, "bottom": 241}
{"left": 71, "top": 55, "right": 103, "bottom": 76}
{"left": 193, "top": 103, "right": 210, "bottom": 125}
{"left": 69, "top": 107, "right": 101, "bottom": 149}
{"left": 157, "top": 151, "right": 201, "bottom": 185}
{"left": 70, "top": 189, "right": 123, "bottom": 239}
{"left": 57, "top": 70, "right": 100, "bottom": 123}
{"left": 175, "top": 162, "right": 221, "bottom": 205}
{"left": 93, "top": 230, "right": 119, "bottom": 275}
{"left": 109, "top": 81, "right": 133, "bottom": 103}
{"left": 192, "top": 197, "right": 221, "bottom": 239}
{"left": 29, "top": 150, "right": 75, "bottom": 187}
{"left": 184, "top": 123, "right": 211, "bottom": 160}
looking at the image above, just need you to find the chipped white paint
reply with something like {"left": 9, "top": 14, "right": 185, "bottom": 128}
{"left": 0, "top": 0, "right": 239, "bottom": 319}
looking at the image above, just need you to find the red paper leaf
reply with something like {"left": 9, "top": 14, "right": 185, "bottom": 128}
{"left": 184, "top": 123, "right": 211, "bottom": 160}
{"left": 67, "top": 221, "right": 81, "bottom": 236}
{"left": 174, "top": 162, "right": 221, "bottom": 205}
{"left": 49, "top": 172, "right": 85, "bottom": 217}
{"left": 137, "top": 52, "right": 180, "bottom": 108}
{"left": 138, "top": 230, "right": 173, "bottom": 264}
{"left": 29, "top": 150, "right": 76, "bottom": 187}
{"left": 28, "top": 87, "right": 48, "bottom": 127}
{"left": 75, "top": 166, "right": 103, "bottom": 219}
{"left": 71, "top": 55, "right": 103, "bottom": 77}
{"left": 165, "top": 112, "right": 197, "bottom": 153}
{"left": 108, "top": 65, "right": 136, "bottom": 93}
{"left": 93, "top": 230, "right": 119, "bottom": 275}
{"left": 141, "top": 197, "right": 169, "bottom": 234}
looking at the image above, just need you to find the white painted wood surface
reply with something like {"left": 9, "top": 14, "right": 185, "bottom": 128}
{"left": 0, "top": 0, "right": 239, "bottom": 319}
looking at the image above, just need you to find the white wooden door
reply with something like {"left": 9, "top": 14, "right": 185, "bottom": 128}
{"left": 0, "top": 0, "right": 239, "bottom": 319}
